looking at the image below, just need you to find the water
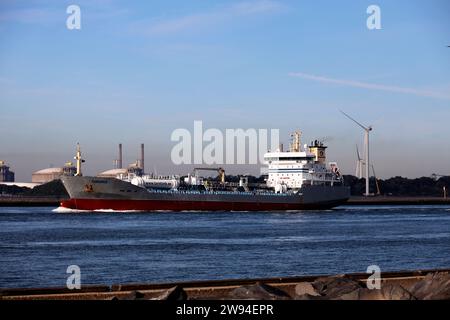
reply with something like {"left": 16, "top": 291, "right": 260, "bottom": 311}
{"left": 0, "top": 206, "right": 449, "bottom": 289}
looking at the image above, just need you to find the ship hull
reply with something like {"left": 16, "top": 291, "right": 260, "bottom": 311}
{"left": 60, "top": 198, "right": 347, "bottom": 211}
{"left": 60, "top": 176, "right": 350, "bottom": 211}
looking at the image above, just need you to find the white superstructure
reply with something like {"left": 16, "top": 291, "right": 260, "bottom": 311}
{"left": 264, "top": 131, "right": 342, "bottom": 191}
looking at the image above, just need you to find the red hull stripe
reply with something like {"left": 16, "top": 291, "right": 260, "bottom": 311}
{"left": 60, "top": 198, "right": 343, "bottom": 211}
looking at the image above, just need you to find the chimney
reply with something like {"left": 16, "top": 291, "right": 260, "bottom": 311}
{"left": 141, "top": 143, "right": 145, "bottom": 174}
{"left": 118, "top": 143, "right": 123, "bottom": 169}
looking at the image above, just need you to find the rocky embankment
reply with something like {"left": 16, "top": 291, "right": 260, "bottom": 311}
{"left": 108, "top": 271, "right": 450, "bottom": 300}
{"left": 2, "top": 271, "right": 450, "bottom": 301}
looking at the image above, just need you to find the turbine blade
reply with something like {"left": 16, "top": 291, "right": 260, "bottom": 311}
{"left": 340, "top": 110, "right": 369, "bottom": 130}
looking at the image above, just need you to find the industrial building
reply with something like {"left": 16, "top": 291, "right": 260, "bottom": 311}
{"left": 97, "top": 143, "right": 145, "bottom": 178}
{"left": 32, "top": 162, "right": 76, "bottom": 184}
{"left": 0, "top": 160, "right": 15, "bottom": 182}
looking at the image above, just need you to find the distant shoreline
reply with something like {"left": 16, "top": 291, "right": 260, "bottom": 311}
{"left": 0, "top": 196, "right": 449, "bottom": 207}
{"left": 0, "top": 196, "right": 65, "bottom": 207}
{"left": 347, "top": 196, "right": 450, "bottom": 205}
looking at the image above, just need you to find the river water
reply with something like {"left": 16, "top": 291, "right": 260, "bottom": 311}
{"left": 0, "top": 205, "right": 449, "bottom": 288}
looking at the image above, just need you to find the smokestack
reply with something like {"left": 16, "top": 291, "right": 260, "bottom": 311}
{"left": 118, "top": 143, "right": 123, "bottom": 169}
{"left": 141, "top": 143, "right": 145, "bottom": 174}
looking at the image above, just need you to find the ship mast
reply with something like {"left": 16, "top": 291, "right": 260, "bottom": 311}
{"left": 74, "top": 143, "right": 85, "bottom": 176}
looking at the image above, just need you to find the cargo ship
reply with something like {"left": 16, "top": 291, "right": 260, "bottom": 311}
{"left": 60, "top": 132, "right": 350, "bottom": 211}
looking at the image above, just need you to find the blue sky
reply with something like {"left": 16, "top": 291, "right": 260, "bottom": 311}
{"left": 1, "top": 0, "right": 449, "bottom": 181}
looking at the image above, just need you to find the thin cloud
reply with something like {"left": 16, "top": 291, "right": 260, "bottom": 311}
{"left": 0, "top": 8, "right": 60, "bottom": 24}
{"left": 231, "top": 0, "right": 284, "bottom": 15}
{"left": 289, "top": 72, "right": 450, "bottom": 100}
{"left": 0, "top": 76, "right": 14, "bottom": 84}
{"left": 135, "top": 0, "right": 285, "bottom": 36}
{"left": 0, "top": 2, "right": 128, "bottom": 25}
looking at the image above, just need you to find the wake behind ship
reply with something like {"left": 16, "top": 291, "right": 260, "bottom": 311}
{"left": 60, "top": 132, "right": 350, "bottom": 211}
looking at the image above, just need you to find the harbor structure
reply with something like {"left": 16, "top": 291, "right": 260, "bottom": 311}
{"left": 0, "top": 160, "right": 15, "bottom": 182}
{"left": 31, "top": 162, "right": 76, "bottom": 184}
{"left": 101, "top": 144, "right": 145, "bottom": 178}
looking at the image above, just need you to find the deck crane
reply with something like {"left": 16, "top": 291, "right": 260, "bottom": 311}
{"left": 193, "top": 167, "right": 226, "bottom": 184}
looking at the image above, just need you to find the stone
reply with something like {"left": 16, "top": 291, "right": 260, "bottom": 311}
{"left": 380, "top": 284, "right": 415, "bottom": 300}
{"left": 311, "top": 276, "right": 362, "bottom": 299}
{"left": 228, "top": 282, "right": 291, "bottom": 300}
{"left": 294, "top": 294, "right": 327, "bottom": 300}
{"left": 410, "top": 272, "right": 450, "bottom": 300}
{"left": 294, "top": 282, "right": 320, "bottom": 297}
{"left": 120, "top": 290, "right": 146, "bottom": 300}
{"left": 337, "top": 284, "right": 415, "bottom": 300}
{"left": 152, "top": 286, "right": 188, "bottom": 301}
{"left": 337, "top": 289, "right": 364, "bottom": 300}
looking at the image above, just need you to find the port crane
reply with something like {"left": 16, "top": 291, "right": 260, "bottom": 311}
{"left": 371, "top": 165, "right": 381, "bottom": 196}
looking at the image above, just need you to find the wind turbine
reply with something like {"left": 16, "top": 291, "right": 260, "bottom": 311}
{"left": 340, "top": 110, "right": 373, "bottom": 196}
{"left": 355, "top": 144, "right": 364, "bottom": 178}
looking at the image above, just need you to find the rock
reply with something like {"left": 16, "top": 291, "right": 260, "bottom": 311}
{"left": 349, "top": 288, "right": 384, "bottom": 300}
{"left": 337, "top": 284, "right": 415, "bottom": 300}
{"left": 410, "top": 272, "right": 450, "bottom": 300}
{"left": 295, "top": 294, "right": 327, "bottom": 300}
{"left": 338, "top": 289, "right": 364, "bottom": 300}
{"left": 120, "top": 290, "right": 146, "bottom": 300}
{"left": 380, "top": 284, "right": 416, "bottom": 300}
{"left": 311, "top": 276, "right": 362, "bottom": 299}
{"left": 228, "top": 282, "right": 291, "bottom": 300}
{"left": 294, "top": 282, "right": 320, "bottom": 297}
{"left": 152, "top": 286, "right": 187, "bottom": 301}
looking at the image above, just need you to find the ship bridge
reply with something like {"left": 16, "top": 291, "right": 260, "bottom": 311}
{"left": 263, "top": 132, "right": 341, "bottom": 191}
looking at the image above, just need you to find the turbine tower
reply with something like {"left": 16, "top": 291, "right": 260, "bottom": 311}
{"left": 355, "top": 144, "right": 364, "bottom": 178}
{"left": 341, "top": 110, "right": 373, "bottom": 196}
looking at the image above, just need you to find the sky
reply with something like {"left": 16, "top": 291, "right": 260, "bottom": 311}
{"left": 0, "top": 0, "right": 449, "bottom": 181}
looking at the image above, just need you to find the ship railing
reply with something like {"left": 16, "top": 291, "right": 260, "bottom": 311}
{"left": 144, "top": 189, "right": 293, "bottom": 196}
{"left": 309, "top": 172, "right": 342, "bottom": 185}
